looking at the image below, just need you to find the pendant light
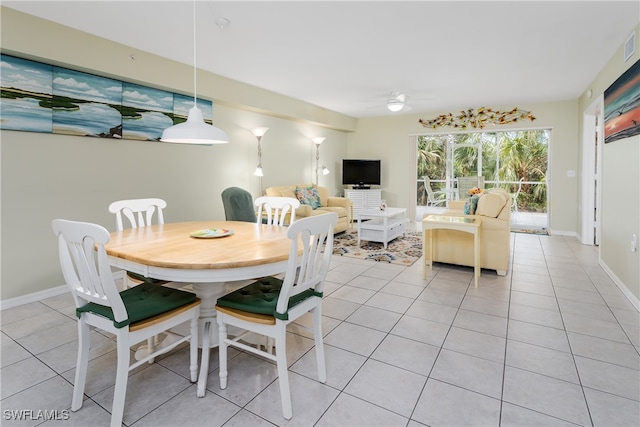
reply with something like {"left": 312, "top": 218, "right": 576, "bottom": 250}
{"left": 161, "top": 0, "right": 228, "bottom": 145}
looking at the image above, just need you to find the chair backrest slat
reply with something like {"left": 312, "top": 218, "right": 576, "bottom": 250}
{"left": 255, "top": 196, "right": 301, "bottom": 226}
{"left": 108, "top": 198, "right": 167, "bottom": 231}
{"left": 275, "top": 212, "right": 337, "bottom": 315}
{"left": 52, "top": 219, "right": 128, "bottom": 323}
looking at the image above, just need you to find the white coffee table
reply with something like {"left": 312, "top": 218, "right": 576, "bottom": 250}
{"left": 357, "top": 207, "right": 407, "bottom": 248}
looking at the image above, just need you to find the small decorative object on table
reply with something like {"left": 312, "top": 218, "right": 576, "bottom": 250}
{"left": 380, "top": 199, "right": 387, "bottom": 210}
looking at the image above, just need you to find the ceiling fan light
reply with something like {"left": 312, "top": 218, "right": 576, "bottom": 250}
{"left": 161, "top": 106, "right": 229, "bottom": 145}
{"left": 387, "top": 100, "right": 404, "bottom": 112}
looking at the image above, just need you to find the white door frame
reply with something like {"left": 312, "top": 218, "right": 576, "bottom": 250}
{"left": 581, "top": 95, "right": 604, "bottom": 245}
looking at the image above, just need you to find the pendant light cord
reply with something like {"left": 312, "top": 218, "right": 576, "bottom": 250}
{"left": 192, "top": 0, "right": 197, "bottom": 107}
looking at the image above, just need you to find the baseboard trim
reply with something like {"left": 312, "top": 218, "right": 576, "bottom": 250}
{"left": 549, "top": 229, "right": 577, "bottom": 237}
{"left": 599, "top": 261, "right": 640, "bottom": 311}
{"left": 0, "top": 285, "right": 68, "bottom": 311}
{"left": 1, "top": 270, "right": 126, "bottom": 311}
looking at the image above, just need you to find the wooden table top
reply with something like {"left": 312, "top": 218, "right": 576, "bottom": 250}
{"left": 105, "top": 221, "right": 295, "bottom": 270}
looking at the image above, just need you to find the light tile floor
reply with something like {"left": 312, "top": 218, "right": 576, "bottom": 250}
{"left": 1, "top": 231, "right": 639, "bottom": 426}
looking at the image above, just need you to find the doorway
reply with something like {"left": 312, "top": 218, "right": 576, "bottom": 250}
{"left": 581, "top": 95, "right": 604, "bottom": 245}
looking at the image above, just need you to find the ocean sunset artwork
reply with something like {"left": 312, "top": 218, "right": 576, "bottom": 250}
{"left": 604, "top": 59, "right": 640, "bottom": 144}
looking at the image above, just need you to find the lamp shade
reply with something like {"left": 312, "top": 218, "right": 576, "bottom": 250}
{"left": 312, "top": 136, "right": 326, "bottom": 145}
{"left": 322, "top": 166, "right": 330, "bottom": 175}
{"left": 254, "top": 166, "right": 263, "bottom": 177}
{"left": 161, "top": 106, "right": 228, "bottom": 145}
{"left": 251, "top": 127, "right": 269, "bottom": 138}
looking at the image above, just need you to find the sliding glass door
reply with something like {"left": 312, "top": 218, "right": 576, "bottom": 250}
{"left": 417, "top": 129, "right": 549, "bottom": 232}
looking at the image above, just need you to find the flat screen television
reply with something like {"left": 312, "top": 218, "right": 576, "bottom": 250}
{"left": 342, "top": 159, "right": 381, "bottom": 189}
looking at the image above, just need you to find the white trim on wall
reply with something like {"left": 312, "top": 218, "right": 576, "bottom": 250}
{"left": 0, "top": 270, "right": 125, "bottom": 311}
{"left": 600, "top": 261, "right": 640, "bottom": 311}
{"left": 581, "top": 95, "right": 604, "bottom": 246}
{"left": 0, "top": 284, "right": 68, "bottom": 311}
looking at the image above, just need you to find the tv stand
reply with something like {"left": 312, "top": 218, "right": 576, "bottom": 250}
{"left": 352, "top": 185, "right": 371, "bottom": 190}
{"left": 344, "top": 188, "right": 382, "bottom": 220}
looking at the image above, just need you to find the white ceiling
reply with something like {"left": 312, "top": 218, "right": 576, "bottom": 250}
{"left": 4, "top": 1, "right": 639, "bottom": 118}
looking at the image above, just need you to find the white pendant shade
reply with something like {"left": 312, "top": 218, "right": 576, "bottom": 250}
{"left": 161, "top": 106, "right": 228, "bottom": 145}
{"left": 254, "top": 166, "right": 264, "bottom": 176}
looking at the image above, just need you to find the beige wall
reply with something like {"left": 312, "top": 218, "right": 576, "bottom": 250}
{"left": 578, "top": 24, "right": 640, "bottom": 301}
{"left": 0, "top": 8, "right": 351, "bottom": 300}
{"left": 348, "top": 100, "right": 580, "bottom": 233}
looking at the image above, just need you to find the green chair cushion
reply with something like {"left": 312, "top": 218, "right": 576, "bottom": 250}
{"left": 126, "top": 271, "right": 168, "bottom": 285}
{"left": 216, "top": 276, "right": 322, "bottom": 320}
{"left": 76, "top": 282, "right": 198, "bottom": 328}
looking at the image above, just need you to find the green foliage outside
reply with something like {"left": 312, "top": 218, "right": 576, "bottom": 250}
{"left": 417, "top": 130, "right": 548, "bottom": 211}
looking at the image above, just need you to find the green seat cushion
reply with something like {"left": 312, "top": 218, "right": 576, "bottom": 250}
{"left": 216, "top": 276, "right": 322, "bottom": 320}
{"left": 126, "top": 271, "right": 167, "bottom": 285}
{"left": 76, "top": 282, "right": 198, "bottom": 328}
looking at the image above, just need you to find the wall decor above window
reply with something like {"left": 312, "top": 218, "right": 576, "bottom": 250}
{"left": 418, "top": 107, "right": 535, "bottom": 130}
{"left": 0, "top": 54, "right": 213, "bottom": 141}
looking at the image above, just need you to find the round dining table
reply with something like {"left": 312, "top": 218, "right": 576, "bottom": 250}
{"left": 105, "top": 220, "right": 298, "bottom": 394}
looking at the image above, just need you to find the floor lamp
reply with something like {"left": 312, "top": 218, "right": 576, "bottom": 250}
{"left": 252, "top": 127, "right": 269, "bottom": 195}
{"left": 312, "top": 137, "right": 330, "bottom": 186}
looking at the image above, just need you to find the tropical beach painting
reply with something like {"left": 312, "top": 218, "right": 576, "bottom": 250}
{"left": 122, "top": 83, "right": 173, "bottom": 140}
{"left": 52, "top": 68, "right": 122, "bottom": 138}
{"left": 0, "top": 55, "right": 53, "bottom": 132}
{"left": 604, "top": 59, "right": 640, "bottom": 143}
{"left": 172, "top": 93, "right": 213, "bottom": 124}
{"left": 1, "top": 53, "right": 215, "bottom": 142}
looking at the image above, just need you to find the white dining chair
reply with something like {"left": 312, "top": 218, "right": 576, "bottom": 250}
{"left": 255, "top": 196, "right": 300, "bottom": 226}
{"left": 52, "top": 219, "right": 200, "bottom": 427}
{"left": 108, "top": 198, "right": 170, "bottom": 289}
{"left": 200, "top": 212, "right": 338, "bottom": 419}
{"left": 109, "top": 198, "right": 185, "bottom": 362}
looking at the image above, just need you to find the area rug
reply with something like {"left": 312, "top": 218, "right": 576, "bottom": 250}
{"left": 331, "top": 231, "right": 423, "bottom": 266}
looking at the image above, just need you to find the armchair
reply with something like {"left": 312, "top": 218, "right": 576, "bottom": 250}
{"left": 424, "top": 188, "right": 511, "bottom": 275}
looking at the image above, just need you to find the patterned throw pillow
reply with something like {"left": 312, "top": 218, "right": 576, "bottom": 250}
{"left": 463, "top": 194, "right": 481, "bottom": 215}
{"left": 295, "top": 186, "right": 321, "bottom": 209}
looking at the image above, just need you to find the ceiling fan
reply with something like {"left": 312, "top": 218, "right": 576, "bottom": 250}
{"left": 386, "top": 91, "right": 410, "bottom": 112}
{"left": 364, "top": 91, "right": 434, "bottom": 113}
